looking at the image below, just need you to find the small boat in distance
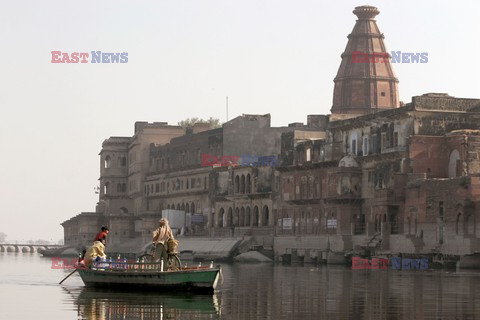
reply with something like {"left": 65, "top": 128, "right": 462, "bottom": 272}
{"left": 77, "top": 260, "right": 222, "bottom": 293}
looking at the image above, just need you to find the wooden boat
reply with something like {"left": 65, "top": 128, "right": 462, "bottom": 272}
{"left": 77, "top": 260, "right": 222, "bottom": 293}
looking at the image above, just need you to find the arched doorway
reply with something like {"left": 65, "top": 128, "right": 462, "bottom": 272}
{"left": 262, "top": 206, "right": 269, "bottom": 226}
{"left": 235, "top": 176, "right": 240, "bottom": 193}
{"left": 228, "top": 208, "right": 233, "bottom": 227}
{"left": 235, "top": 208, "right": 240, "bottom": 226}
{"left": 218, "top": 208, "right": 225, "bottom": 227}
{"left": 240, "top": 207, "right": 245, "bottom": 226}
{"left": 253, "top": 206, "right": 259, "bottom": 226}
{"left": 448, "top": 149, "right": 460, "bottom": 178}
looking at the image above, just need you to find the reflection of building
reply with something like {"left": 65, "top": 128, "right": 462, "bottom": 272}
{"left": 63, "top": 5, "right": 480, "bottom": 258}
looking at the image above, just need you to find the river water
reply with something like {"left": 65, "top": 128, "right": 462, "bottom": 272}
{"left": 1, "top": 253, "right": 480, "bottom": 319}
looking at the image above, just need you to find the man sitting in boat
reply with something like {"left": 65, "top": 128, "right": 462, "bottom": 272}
{"left": 152, "top": 218, "right": 175, "bottom": 271}
{"left": 84, "top": 239, "right": 107, "bottom": 268}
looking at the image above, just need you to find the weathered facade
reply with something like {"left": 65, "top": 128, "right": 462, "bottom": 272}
{"left": 274, "top": 94, "right": 480, "bottom": 261}
{"left": 62, "top": 5, "right": 480, "bottom": 262}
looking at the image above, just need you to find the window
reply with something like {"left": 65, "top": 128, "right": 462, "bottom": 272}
{"left": 306, "top": 147, "right": 311, "bottom": 162}
{"left": 393, "top": 132, "right": 398, "bottom": 147}
{"left": 235, "top": 175, "right": 240, "bottom": 193}
{"left": 351, "top": 139, "right": 357, "bottom": 155}
{"left": 363, "top": 137, "right": 369, "bottom": 155}
{"left": 121, "top": 157, "right": 127, "bottom": 167}
{"left": 372, "top": 134, "right": 378, "bottom": 154}
{"left": 155, "top": 183, "right": 159, "bottom": 193}
{"left": 381, "top": 92, "right": 385, "bottom": 96}
{"left": 104, "top": 156, "right": 111, "bottom": 169}
{"left": 381, "top": 133, "right": 387, "bottom": 150}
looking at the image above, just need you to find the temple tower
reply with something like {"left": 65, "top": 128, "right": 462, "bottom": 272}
{"left": 331, "top": 5, "right": 399, "bottom": 119}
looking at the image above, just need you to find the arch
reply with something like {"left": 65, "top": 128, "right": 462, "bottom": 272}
{"left": 219, "top": 208, "right": 225, "bottom": 227}
{"left": 176, "top": 204, "right": 181, "bottom": 210}
{"left": 246, "top": 207, "right": 251, "bottom": 226}
{"left": 241, "top": 175, "right": 246, "bottom": 194}
{"left": 262, "top": 205, "right": 270, "bottom": 226}
{"left": 228, "top": 208, "right": 233, "bottom": 227}
{"left": 235, "top": 208, "right": 240, "bottom": 226}
{"left": 122, "top": 183, "right": 126, "bottom": 192}
{"left": 104, "top": 182, "right": 110, "bottom": 195}
{"left": 120, "top": 207, "right": 128, "bottom": 214}
{"left": 235, "top": 175, "right": 240, "bottom": 193}
{"left": 253, "top": 206, "right": 259, "bottom": 226}
{"left": 448, "top": 149, "right": 461, "bottom": 178}
{"left": 181, "top": 203, "right": 185, "bottom": 212}
{"left": 349, "top": 132, "right": 358, "bottom": 155}
{"left": 456, "top": 212, "right": 463, "bottom": 236}
{"left": 246, "top": 174, "right": 251, "bottom": 193}
{"left": 191, "top": 202, "right": 195, "bottom": 214}
{"left": 167, "top": 204, "right": 170, "bottom": 209}
{"left": 186, "top": 203, "right": 190, "bottom": 213}
{"left": 104, "top": 156, "right": 111, "bottom": 169}
{"left": 121, "top": 156, "right": 127, "bottom": 167}
{"left": 240, "top": 207, "right": 245, "bottom": 227}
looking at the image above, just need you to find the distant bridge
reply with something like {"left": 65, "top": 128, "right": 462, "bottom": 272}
{"left": 0, "top": 244, "right": 63, "bottom": 253}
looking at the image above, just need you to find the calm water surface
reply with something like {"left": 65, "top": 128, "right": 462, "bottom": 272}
{"left": 1, "top": 253, "right": 480, "bottom": 319}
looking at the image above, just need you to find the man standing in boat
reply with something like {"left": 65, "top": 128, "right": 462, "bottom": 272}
{"left": 93, "top": 226, "right": 109, "bottom": 246}
{"left": 152, "top": 218, "right": 174, "bottom": 271}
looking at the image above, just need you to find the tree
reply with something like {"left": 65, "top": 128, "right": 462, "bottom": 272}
{"left": 0, "top": 232, "right": 7, "bottom": 243}
{"left": 178, "top": 117, "right": 221, "bottom": 129}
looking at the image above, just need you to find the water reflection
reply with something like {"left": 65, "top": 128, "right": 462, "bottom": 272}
{"left": 2, "top": 254, "right": 480, "bottom": 319}
{"left": 217, "top": 264, "right": 480, "bottom": 319}
{"left": 68, "top": 287, "right": 220, "bottom": 320}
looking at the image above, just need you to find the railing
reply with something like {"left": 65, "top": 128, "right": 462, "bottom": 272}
{"left": 89, "top": 260, "right": 213, "bottom": 272}
{"left": 352, "top": 222, "right": 366, "bottom": 235}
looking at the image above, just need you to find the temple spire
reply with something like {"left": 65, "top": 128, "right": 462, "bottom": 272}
{"left": 331, "top": 5, "right": 399, "bottom": 119}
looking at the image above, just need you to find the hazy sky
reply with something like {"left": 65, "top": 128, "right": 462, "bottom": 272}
{"left": 1, "top": 0, "right": 479, "bottom": 242}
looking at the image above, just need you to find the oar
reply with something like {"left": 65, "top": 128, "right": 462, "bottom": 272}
{"left": 59, "top": 269, "right": 77, "bottom": 285}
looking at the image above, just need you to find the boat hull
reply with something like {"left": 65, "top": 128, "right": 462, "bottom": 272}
{"left": 77, "top": 267, "right": 221, "bottom": 293}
